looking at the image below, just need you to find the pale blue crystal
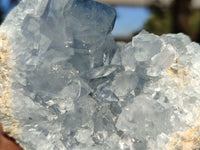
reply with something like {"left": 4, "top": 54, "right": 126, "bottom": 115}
{"left": 1, "top": 0, "right": 200, "bottom": 150}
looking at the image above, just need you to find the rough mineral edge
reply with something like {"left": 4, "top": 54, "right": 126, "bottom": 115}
{"left": 0, "top": 31, "right": 21, "bottom": 139}
{"left": 165, "top": 58, "right": 200, "bottom": 150}
{"left": 167, "top": 126, "right": 200, "bottom": 150}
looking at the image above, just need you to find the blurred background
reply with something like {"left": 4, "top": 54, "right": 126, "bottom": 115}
{"left": 1, "top": 0, "right": 200, "bottom": 42}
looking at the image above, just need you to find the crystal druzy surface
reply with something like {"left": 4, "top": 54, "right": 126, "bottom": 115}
{"left": 1, "top": 0, "right": 200, "bottom": 150}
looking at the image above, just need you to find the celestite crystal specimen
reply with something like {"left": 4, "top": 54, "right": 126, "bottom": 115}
{"left": 1, "top": 0, "right": 200, "bottom": 150}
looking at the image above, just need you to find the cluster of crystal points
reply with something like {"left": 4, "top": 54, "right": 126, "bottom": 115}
{"left": 1, "top": 0, "right": 200, "bottom": 149}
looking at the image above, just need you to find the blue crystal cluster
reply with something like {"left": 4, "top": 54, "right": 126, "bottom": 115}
{"left": 1, "top": 0, "right": 200, "bottom": 150}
